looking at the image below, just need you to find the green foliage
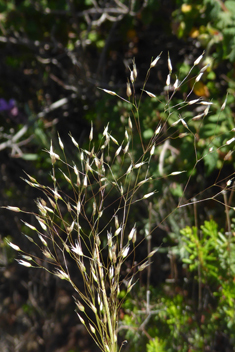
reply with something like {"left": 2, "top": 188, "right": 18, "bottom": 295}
{"left": 146, "top": 337, "right": 166, "bottom": 352}
{"left": 181, "top": 219, "right": 235, "bottom": 278}
{"left": 120, "top": 217, "right": 235, "bottom": 352}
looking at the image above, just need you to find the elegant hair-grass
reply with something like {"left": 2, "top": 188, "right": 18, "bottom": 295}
{"left": 4, "top": 52, "right": 231, "bottom": 352}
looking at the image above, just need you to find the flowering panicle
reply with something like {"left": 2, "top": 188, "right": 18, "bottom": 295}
{"left": 4, "top": 51, "right": 228, "bottom": 352}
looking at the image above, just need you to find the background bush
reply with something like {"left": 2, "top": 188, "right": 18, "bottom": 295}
{"left": 0, "top": 0, "right": 235, "bottom": 351}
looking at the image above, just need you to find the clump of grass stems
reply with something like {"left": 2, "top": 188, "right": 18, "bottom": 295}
{"left": 3, "top": 52, "right": 233, "bottom": 352}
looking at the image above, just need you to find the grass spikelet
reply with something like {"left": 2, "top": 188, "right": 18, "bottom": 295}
{"left": 168, "top": 52, "right": 173, "bottom": 73}
{"left": 150, "top": 51, "right": 162, "bottom": 68}
{"left": 8, "top": 242, "right": 21, "bottom": 251}
{"left": 194, "top": 50, "right": 205, "bottom": 65}
{"left": 221, "top": 93, "right": 228, "bottom": 111}
{"left": 3, "top": 206, "right": 21, "bottom": 212}
{"left": 126, "top": 81, "right": 132, "bottom": 97}
{"left": 17, "top": 259, "right": 32, "bottom": 267}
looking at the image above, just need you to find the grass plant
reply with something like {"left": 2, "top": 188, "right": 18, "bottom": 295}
{"left": 3, "top": 51, "right": 233, "bottom": 352}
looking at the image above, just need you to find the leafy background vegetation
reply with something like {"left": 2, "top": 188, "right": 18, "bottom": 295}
{"left": 0, "top": 0, "right": 235, "bottom": 351}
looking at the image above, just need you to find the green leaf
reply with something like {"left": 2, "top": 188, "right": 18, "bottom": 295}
{"left": 169, "top": 183, "right": 183, "bottom": 197}
{"left": 34, "top": 127, "right": 49, "bottom": 148}
{"left": 225, "top": 1, "right": 235, "bottom": 16}
{"left": 204, "top": 150, "right": 219, "bottom": 175}
{"left": 143, "top": 128, "right": 154, "bottom": 139}
{"left": 200, "top": 123, "right": 219, "bottom": 137}
{"left": 21, "top": 154, "right": 39, "bottom": 160}
{"left": 208, "top": 113, "right": 226, "bottom": 122}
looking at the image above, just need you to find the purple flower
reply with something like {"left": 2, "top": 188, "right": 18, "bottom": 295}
{"left": 0, "top": 98, "right": 16, "bottom": 112}
{"left": 0, "top": 98, "right": 25, "bottom": 123}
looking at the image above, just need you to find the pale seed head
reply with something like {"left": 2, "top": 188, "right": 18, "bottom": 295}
{"left": 125, "top": 129, "right": 129, "bottom": 141}
{"left": 221, "top": 94, "right": 228, "bottom": 111}
{"left": 111, "top": 244, "right": 117, "bottom": 263}
{"left": 110, "top": 134, "right": 119, "bottom": 145}
{"left": 121, "top": 245, "right": 130, "bottom": 259}
{"left": 204, "top": 105, "right": 210, "bottom": 116}
{"left": 89, "top": 323, "right": 96, "bottom": 334}
{"left": 143, "top": 90, "right": 156, "bottom": 98}
{"left": 49, "top": 142, "right": 60, "bottom": 165}
{"left": 195, "top": 72, "right": 203, "bottom": 83}
{"left": 67, "top": 202, "right": 72, "bottom": 212}
{"left": 194, "top": 51, "right": 205, "bottom": 66}
{"left": 4, "top": 206, "right": 21, "bottom": 212}
{"left": 95, "top": 234, "right": 101, "bottom": 246}
{"left": 130, "top": 71, "right": 134, "bottom": 84}
{"left": 200, "top": 63, "right": 210, "bottom": 73}
{"left": 148, "top": 247, "right": 160, "bottom": 257}
{"left": 92, "top": 201, "right": 96, "bottom": 215}
{"left": 134, "top": 162, "right": 145, "bottom": 169}
{"left": 42, "top": 249, "right": 54, "bottom": 259}
{"left": 17, "top": 259, "right": 32, "bottom": 267}
{"left": 174, "top": 77, "right": 179, "bottom": 89}
{"left": 150, "top": 145, "right": 155, "bottom": 156}
{"left": 36, "top": 199, "right": 47, "bottom": 216}
{"left": 100, "top": 88, "right": 117, "bottom": 96}
{"left": 74, "top": 299, "right": 85, "bottom": 312}
{"left": 170, "top": 171, "right": 186, "bottom": 176}
{"left": 98, "top": 210, "right": 103, "bottom": 219}
{"left": 133, "top": 60, "right": 137, "bottom": 80}
{"left": 36, "top": 216, "right": 47, "bottom": 231}
{"left": 73, "top": 164, "right": 78, "bottom": 175}
{"left": 91, "top": 268, "right": 98, "bottom": 283}
{"left": 168, "top": 52, "right": 172, "bottom": 73}
{"left": 8, "top": 242, "right": 21, "bottom": 251}
{"left": 114, "top": 226, "right": 122, "bottom": 236}
{"left": 109, "top": 265, "right": 114, "bottom": 279}
{"left": 128, "top": 225, "right": 136, "bottom": 242}
{"left": 89, "top": 122, "right": 93, "bottom": 141}
{"left": 123, "top": 142, "right": 130, "bottom": 154}
{"left": 66, "top": 220, "right": 75, "bottom": 234}
{"left": 137, "top": 177, "right": 152, "bottom": 187}
{"left": 90, "top": 303, "right": 97, "bottom": 314}
{"left": 83, "top": 175, "right": 88, "bottom": 187}
{"left": 107, "top": 231, "right": 112, "bottom": 247}
{"left": 71, "top": 240, "right": 83, "bottom": 256}
{"left": 115, "top": 145, "right": 122, "bottom": 157}
{"left": 166, "top": 74, "right": 171, "bottom": 86}
{"left": 192, "top": 113, "right": 204, "bottom": 121}
{"left": 126, "top": 164, "right": 132, "bottom": 175}
{"left": 58, "top": 134, "right": 64, "bottom": 150}
{"left": 103, "top": 124, "right": 109, "bottom": 137}
{"left": 52, "top": 188, "right": 62, "bottom": 201}
{"left": 70, "top": 135, "right": 79, "bottom": 148}
{"left": 155, "top": 125, "right": 161, "bottom": 135}
{"left": 200, "top": 101, "right": 213, "bottom": 106}
{"left": 150, "top": 52, "right": 162, "bottom": 68}
{"left": 38, "top": 234, "right": 48, "bottom": 246}
{"left": 143, "top": 191, "right": 155, "bottom": 199}
{"left": 79, "top": 261, "right": 86, "bottom": 273}
{"left": 21, "top": 221, "right": 37, "bottom": 231}
{"left": 138, "top": 260, "right": 149, "bottom": 272}
{"left": 76, "top": 312, "right": 85, "bottom": 325}
{"left": 115, "top": 215, "right": 119, "bottom": 229}
{"left": 226, "top": 137, "right": 235, "bottom": 145}
{"left": 188, "top": 98, "right": 200, "bottom": 105}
